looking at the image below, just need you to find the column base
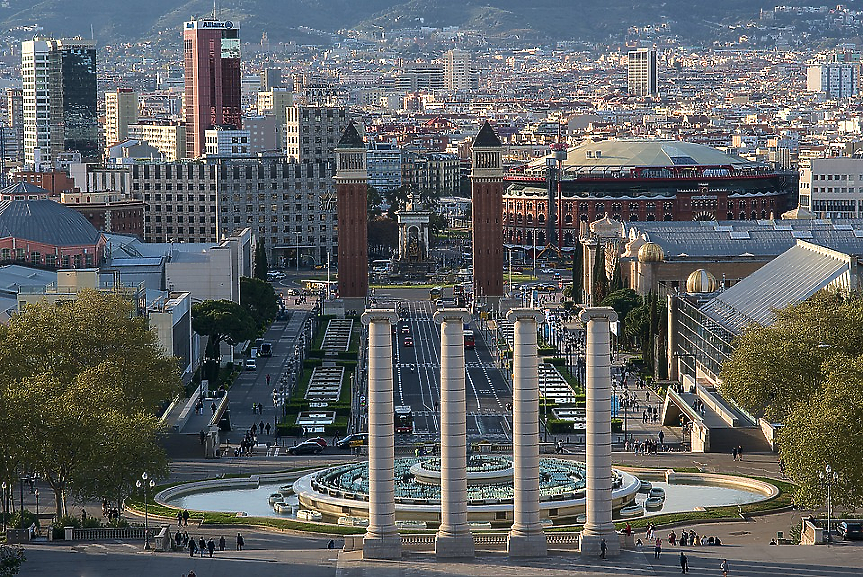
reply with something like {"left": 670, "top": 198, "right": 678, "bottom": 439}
{"left": 362, "top": 534, "right": 402, "bottom": 560}
{"left": 435, "top": 532, "right": 475, "bottom": 559}
{"left": 580, "top": 532, "right": 620, "bottom": 557}
{"left": 507, "top": 531, "right": 547, "bottom": 557}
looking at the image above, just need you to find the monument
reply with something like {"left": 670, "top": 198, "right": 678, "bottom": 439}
{"left": 393, "top": 189, "right": 435, "bottom": 279}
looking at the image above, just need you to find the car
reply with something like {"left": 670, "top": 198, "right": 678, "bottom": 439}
{"left": 838, "top": 522, "right": 863, "bottom": 540}
{"left": 287, "top": 441, "right": 323, "bottom": 455}
{"left": 245, "top": 359, "right": 257, "bottom": 371}
{"left": 335, "top": 433, "right": 368, "bottom": 449}
{"left": 403, "top": 336, "right": 414, "bottom": 347}
{"left": 401, "top": 325, "right": 410, "bottom": 334}
{"left": 306, "top": 436, "right": 328, "bottom": 448}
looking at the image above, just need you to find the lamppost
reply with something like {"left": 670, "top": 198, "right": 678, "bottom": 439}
{"left": 819, "top": 465, "right": 838, "bottom": 544}
{"left": 136, "top": 472, "right": 155, "bottom": 550}
{"left": 33, "top": 489, "right": 38, "bottom": 517}
{"left": 1, "top": 481, "right": 6, "bottom": 532}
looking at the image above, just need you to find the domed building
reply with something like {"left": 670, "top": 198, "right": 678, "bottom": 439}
{"left": 0, "top": 182, "right": 106, "bottom": 268}
{"left": 503, "top": 138, "right": 795, "bottom": 248}
{"left": 686, "top": 269, "right": 717, "bottom": 293}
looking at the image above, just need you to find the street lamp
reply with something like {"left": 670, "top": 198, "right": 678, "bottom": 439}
{"left": 136, "top": 472, "right": 155, "bottom": 550}
{"left": 1, "top": 481, "right": 6, "bottom": 532}
{"left": 33, "top": 489, "right": 38, "bottom": 517}
{"left": 819, "top": 465, "right": 839, "bottom": 544}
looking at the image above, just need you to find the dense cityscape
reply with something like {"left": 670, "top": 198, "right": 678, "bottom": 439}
{"left": 0, "top": 2, "right": 862, "bottom": 576}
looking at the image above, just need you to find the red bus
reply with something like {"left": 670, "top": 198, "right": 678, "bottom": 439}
{"left": 463, "top": 329, "right": 475, "bottom": 349}
{"left": 395, "top": 406, "right": 413, "bottom": 434}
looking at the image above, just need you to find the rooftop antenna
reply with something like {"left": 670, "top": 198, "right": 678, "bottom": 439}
{"left": 90, "top": 23, "right": 94, "bottom": 40}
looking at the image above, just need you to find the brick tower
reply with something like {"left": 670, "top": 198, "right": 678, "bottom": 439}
{"left": 471, "top": 121, "right": 505, "bottom": 306}
{"left": 334, "top": 122, "right": 368, "bottom": 307}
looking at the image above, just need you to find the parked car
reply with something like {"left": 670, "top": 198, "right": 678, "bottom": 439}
{"left": 245, "top": 359, "right": 257, "bottom": 371}
{"left": 306, "top": 437, "right": 328, "bottom": 448}
{"left": 287, "top": 441, "right": 323, "bottom": 455}
{"left": 335, "top": 433, "right": 368, "bottom": 449}
{"left": 838, "top": 522, "right": 863, "bottom": 540}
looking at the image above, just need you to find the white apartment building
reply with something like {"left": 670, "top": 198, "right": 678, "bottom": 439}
{"left": 256, "top": 88, "right": 292, "bottom": 127}
{"left": 21, "top": 39, "right": 52, "bottom": 166}
{"left": 104, "top": 89, "right": 139, "bottom": 147}
{"left": 127, "top": 121, "right": 186, "bottom": 161}
{"left": 205, "top": 127, "right": 250, "bottom": 157}
{"left": 806, "top": 63, "right": 859, "bottom": 99}
{"left": 628, "top": 48, "right": 658, "bottom": 97}
{"left": 443, "top": 49, "right": 478, "bottom": 91}
{"left": 799, "top": 157, "right": 863, "bottom": 218}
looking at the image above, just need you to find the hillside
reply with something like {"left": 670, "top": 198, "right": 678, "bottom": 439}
{"left": 0, "top": 0, "right": 780, "bottom": 44}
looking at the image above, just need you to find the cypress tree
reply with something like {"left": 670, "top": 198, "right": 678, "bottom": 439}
{"left": 254, "top": 240, "right": 268, "bottom": 280}
{"left": 592, "top": 243, "right": 609, "bottom": 304}
{"left": 572, "top": 243, "right": 584, "bottom": 303}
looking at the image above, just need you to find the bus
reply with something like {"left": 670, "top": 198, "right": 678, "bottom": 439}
{"left": 395, "top": 406, "right": 413, "bottom": 434}
{"left": 429, "top": 286, "right": 443, "bottom": 301}
{"left": 463, "top": 329, "right": 475, "bottom": 350}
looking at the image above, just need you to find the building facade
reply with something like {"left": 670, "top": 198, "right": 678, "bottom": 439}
{"left": 806, "top": 63, "right": 859, "bottom": 99}
{"left": 504, "top": 139, "right": 795, "bottom": 248}
{"left": 627, "top": 48, "right": 658, "bottom": 97}
{"left": 205, "top": 126, "right": 250, "bottom": 157}
{"left": 285, "top": 105, "right": 349, "bottom": 164}
{"left": 127, "top": 120, "right": 186, "bottom": 161}
{"left": 61, "top": 190, "right": 145, "bottom": 239}
{"left": 798, "top": 157, "right": 863, "bottom": 218}
{"left": 183, "top": 19, "right": 242, "bottom": 158}
{"left": 443, "top": 49, "right": 478, "bottom": 91}
{"left": 104, "top": 88, "right": 139, "bottom": 147}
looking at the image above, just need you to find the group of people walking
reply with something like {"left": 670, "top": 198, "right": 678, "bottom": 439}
{"left": 173, "top": 531, "right": 245, "bottom": 557}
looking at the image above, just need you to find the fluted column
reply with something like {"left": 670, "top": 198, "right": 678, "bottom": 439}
{"left": 361, "top": 309, "right": 401, "bottom": 560}
{"left": 506, "top": 308, "right": 547, "bottom": 557}
{"left": 434, "top": 308, "right": 474, "bottom": 559}
{"left": 579, "top": 306, "right": 620, "bottom": 557}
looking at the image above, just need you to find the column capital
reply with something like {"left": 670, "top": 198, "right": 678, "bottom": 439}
{"left": 434, "top": 309, "right": 471, "bottom": 325}
{"left": 578, "top": 306, "right": 618, "bottom": 323}
{"left": 506, "top": 308, "right": 544, "bottom": 324}
{"left": 362, "top": 309, "right": 398, "bottom": 326}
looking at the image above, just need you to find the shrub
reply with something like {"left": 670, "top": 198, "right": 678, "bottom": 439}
{"left": 8, "top": 510, "right": 39, "bottom": 530}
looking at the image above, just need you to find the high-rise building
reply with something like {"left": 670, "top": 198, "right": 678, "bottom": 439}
{"left": 183, "top": 19, "right": 242, "bottom": 159}
{"left": 334, "top": 122, "right": 368, "bottom": 302}
{"left": 806, "top": 63, "right": 859, "bottom": 99}
{"left": 285, "top": 105, "right": 349, "bottom": 164}
{"left": 257, "top": 88, "right": 293, "bottom": 128}
{"left": 127, "top": 120, "right": 186, "bottom": 161}
{"left": 260, "top": 68, "right": 282, "bottom": 91}
{"left": 104, "top": 88, "right": 139, "bottom": 147}
{"left": 3, "top": 88, "right": 24, "bottom": 165}
{"left": 22, "top": 37, "right": 98, "bottom": 166}
{"left": 443, "top": 49, "right": 478, "bottom": 91}
{"left": 627, "top": 48, "right": 658, "bottom": 97}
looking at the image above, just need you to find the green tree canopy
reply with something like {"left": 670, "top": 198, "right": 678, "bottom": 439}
{"left": 241, "top": 276, "right": 278, "bottom": 329}
{"left": 0, "top": 291, "right": 181, "bottom": 517}
{"left": 721, "top": 292, "right": 863, "bottom": 508}
{"left": 601, "top": 288, "right": 641, "bottom": 332}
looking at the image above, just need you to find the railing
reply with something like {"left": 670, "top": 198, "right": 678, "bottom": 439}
{"left": 67, "top": 526, "right": 155, "bottom": 541}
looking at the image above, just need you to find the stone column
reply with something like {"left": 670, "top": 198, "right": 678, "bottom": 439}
{"left": 434, "top": 308, "right": 474, "bottom": 559}
{"left": 579, "top": 306, "right": 620, "bottom": 557}
{"left": 361, "top": 309, "right": 401, "bottom": 560}
{"left": 507, "top": 309, "right": 547, "bottom": 557}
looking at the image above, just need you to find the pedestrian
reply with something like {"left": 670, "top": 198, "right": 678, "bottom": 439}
{"left": 669, "top": 530, "right": 677, "bottom": 546}
{"left": 188, "top": 571, "right": 196, "bottom": 577}
{"left": 600, "top": 537, "right": 608, "bottom": 559}
{"left": 265, "top": 423, "right": 271, "bottom": 435}
{"left": 266, "top": 374, "right": 271, "bottom": 386}
{"left": 211, "top": 402, "right": 217, "bottom": 415}
{"left": 207, "top": 538, "right": 215, "bottom": 557}
{"left": 732, "top": 446, "right": 738, "bottom": 460}
{"left": 680, "top": 531, "right": 688, "bottom": 547}
{"left": 182, "top": 509, "right": 190, "bottom": 526}
{"left": 177, "top": 510, "right": 183, "bottom": 526}
{"left": 219, "top": 535, "right": 226, "bottom": 551}
{"left": 654, "top": 538, "right": 662, "bottom": 559}
{"left": 260, "top": 420, "right": 265, "bottom": 433}
{"left": 174, "top": 530, "right": 182, "bottom": 549}
{"left": 720, "top": 559, "right": 729, "bottom": 576}
{"left": 680, "top": 551, "right": 688, "bottom": 573}
{"left": 198, "top": 537, "right": 206, "bottom": 557}
{"left": 236, "top": 532, "right": 245, "bottom": 551}
{"left": 737, "top": 445, "right": 743, "bottom": 460}
{"left": 188, "top": 538, "right": 197, "bottom": 557}
{"left": 327, "top": 539, "right": 335, "bottom": 550}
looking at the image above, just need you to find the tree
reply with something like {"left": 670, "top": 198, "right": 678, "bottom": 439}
{"left": 720, "top": 293, "right": 863, "bottom": 508}
{"left": 572, "top": 244, "right": 584, "bottom": 304}
{"left": 192, "top": 300, "right": 257, "bottom": 384}
{"left": 592, "top": 243, "right": 609, "bottom": 304}
{"left": 0, "top": 291, "right": 181, "bottom": 517}
{"left": 601, "top": 288, "right": 641, "bottom": 342}
{"left": 610, "top": 259, "right": 624, "bottom": 292}
{"left": 241, "top": 276, "right": 278, "bottom": 329}
{"left": 0, "top": 545, "right": 25, "bottom": 577}
{"left": 254, "top": 240, "right": 268, "bottom": 280}
{"left": 367, "top": 185, "right": 383, "bottom": 218}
